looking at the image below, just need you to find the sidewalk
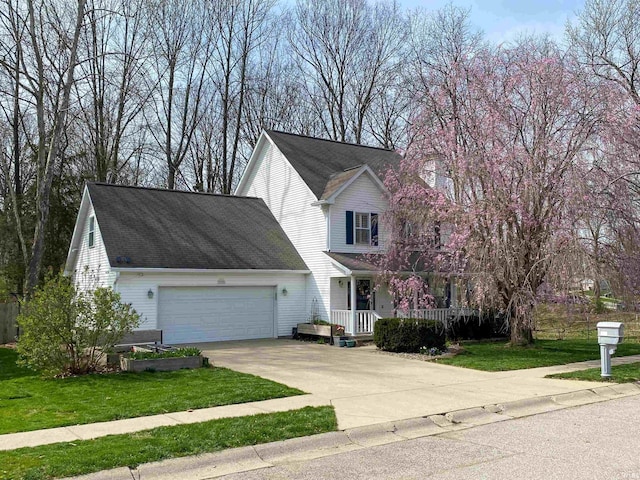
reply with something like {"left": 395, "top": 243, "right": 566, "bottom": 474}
{"left": 66, "top": 384, "right": 640, "bottom": 480}
{"left": 2, "top": 353, "right": 639, "bottom": 452}
{"left": 0, "top": 394, "right": 327, "bottom": 451}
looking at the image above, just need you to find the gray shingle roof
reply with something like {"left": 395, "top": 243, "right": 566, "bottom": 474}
{"left": 88, "top": 183, "right": 308, "bottom": 271}
{"left": 324, "top": 252, "right": 380, "bottom": 272}
{"left": 266, "top": 130, "right": 402, "bottom": 199}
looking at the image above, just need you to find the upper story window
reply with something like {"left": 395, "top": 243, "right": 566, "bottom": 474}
{"left": 355, "top": 212, "right": 370, "bottom": 245}
{"left": 88, "top": 216, "right": 95, "bottom": 248}
{"left": 346, "top": 211, "right": 378, "bottom": 246}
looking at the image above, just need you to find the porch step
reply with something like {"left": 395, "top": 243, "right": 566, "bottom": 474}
{"left": 354, "top": 334, "right": 374, "bottom": 346}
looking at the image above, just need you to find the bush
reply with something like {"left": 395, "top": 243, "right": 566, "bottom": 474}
{"left": 447, "top": 313, "right": 509, "bottom": 341}
{"left": 16, "top": 273, "right": 140, "bottom": 376}
{"left": 374, "top": 318, "right": 446, "bottom": 353}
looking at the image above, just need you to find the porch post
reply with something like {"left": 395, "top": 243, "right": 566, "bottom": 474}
{"left": 450, "top": 280, "right": 458, "bottom": 308}
{"left": 349, "top": 275, "right": 357, "bottom": 335}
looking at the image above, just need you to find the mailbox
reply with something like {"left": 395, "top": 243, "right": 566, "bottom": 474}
{"left": 597, "top": 321, "right": 624, "bottom": 377}
{"left": 597, "top": 321, "right": 624, "bottom": 345}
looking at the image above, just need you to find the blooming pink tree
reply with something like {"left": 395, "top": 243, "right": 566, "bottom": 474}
{"left": 382, "top": 40, "right": 608, "bottom": 345}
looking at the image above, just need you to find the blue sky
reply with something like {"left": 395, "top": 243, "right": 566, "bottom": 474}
{"left": 399, "top": 0, "right": 585, "bottom": 43}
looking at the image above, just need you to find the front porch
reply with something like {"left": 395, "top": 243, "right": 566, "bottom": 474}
{"left": 330, "top": 307, "right": 478, "bottom": 335}
{"left": 324, "top": 251, "right": 475, "bottom": 336}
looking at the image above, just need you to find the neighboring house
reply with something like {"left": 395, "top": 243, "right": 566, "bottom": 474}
{"left": 236, "top": 130, "right": 460, "bottom": 336}
{"left": 65, "top": 130, "right": 462, "bottom": 344}
{"left": 65, "top": 184, "right": 310, "bottom": 344}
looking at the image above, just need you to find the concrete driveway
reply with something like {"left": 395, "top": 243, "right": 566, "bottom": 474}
{"left": 196, "top": 339, "right": 607, "bottom": 430}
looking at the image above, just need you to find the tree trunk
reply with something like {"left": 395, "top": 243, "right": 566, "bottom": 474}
{"left": 25, "top": 0, "right": 86, "bottom": 294}
{"left": 509, "top": 303, "right": 534, "bottom": 346}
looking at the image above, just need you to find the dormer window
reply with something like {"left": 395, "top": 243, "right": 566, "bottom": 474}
{"left": 346, "top": 211, "right": 378, "bottom": 246}
{"left": 88, "top": 216, "right": 95, "bottom": 248}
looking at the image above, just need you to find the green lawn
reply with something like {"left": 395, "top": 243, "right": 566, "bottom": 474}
{"left": 0, "top": 406, "right": 337, "bottom": 480}
{"left": 0, "top": 348, "right": 303, "bottom": 434}
{"left": 436, "top": 339, "right": 640, "bottom": 371}
{"left": 548, "top": 362, "right": 640, "bottom": 383}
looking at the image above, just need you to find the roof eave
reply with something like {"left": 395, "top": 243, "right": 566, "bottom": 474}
{"left": 64, "top": 186, "right": 91, "bottom": 275}
{"left": 234, "top": 131, "right": 269, "bottom": 196}
{"left": 111, "top": 267, "right": 311, "bottom": 274}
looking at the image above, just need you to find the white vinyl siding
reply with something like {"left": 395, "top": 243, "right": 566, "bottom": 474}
{"left": 237, "top": 137, "right": 333, "bottom": 322}
{"left": 330, "top": 173, "right": 388, "bottom": 253}
{"left": 71, "top": 201, "right": 115, "bottom": 291}
{"left": 158, "top": 286, "right": 274, "bottom": 344}
{"left": 115, "top": 270, "right": 305, "bottom": 336}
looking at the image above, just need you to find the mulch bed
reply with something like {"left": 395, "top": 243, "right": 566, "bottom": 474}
{"left": 372, "top": 344, "right": 464, "bottom": 362}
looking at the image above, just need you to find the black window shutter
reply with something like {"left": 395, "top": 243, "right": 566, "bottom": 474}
{"left": 371, "top": 213, "right": 378, "bottom": 246}
{"left": 346, "top": 211, "right": 354, "bottom": 244}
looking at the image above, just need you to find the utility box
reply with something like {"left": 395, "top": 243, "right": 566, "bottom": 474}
{"left": 597, "top": 321, "right": 624, "bottom": 345}
{"left": 597, "top": 321, "right": 624, "bottom": 377}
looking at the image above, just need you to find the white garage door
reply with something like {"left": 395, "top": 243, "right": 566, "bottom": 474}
{"left": 158, "top": 286, "right": 275, "bottom": 344}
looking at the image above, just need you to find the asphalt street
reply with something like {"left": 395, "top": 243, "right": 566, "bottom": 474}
{"left": 220, "top": 394, "right": 640, "bottom": 480}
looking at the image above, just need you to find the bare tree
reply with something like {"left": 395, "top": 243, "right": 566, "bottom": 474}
{"left": 289, "top": 0, "right": 405, "bottom": 145}
{"left": 146, "top": 0, "right": 214, "bottom": 190}
{"left": 567, "top": 0, "right": 640, "bottom": 105}
{"left": 75, "top": 0, "right": 151, "bottom": 184}
{"left": 0, "top": 0, "right": 87, "bottom": 292}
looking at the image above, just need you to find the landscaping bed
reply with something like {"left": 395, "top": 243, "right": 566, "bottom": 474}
{"left": 119, "top": 346, "right": 207, "bottom": 372}
{"left": 0, "top": 347, "right": 303, "bottom": 434}
{"left": 0, "top": 406, "right": 337, "bottom": 480}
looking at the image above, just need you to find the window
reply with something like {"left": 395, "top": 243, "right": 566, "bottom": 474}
{"left": 346, "top": 211, "right": 378, "bottom": 246}
{"left": 355, "top": 212, "right": 370, "bottom": 245}
{"left": 88, "top": 216, "right": 95, "bottom": 248}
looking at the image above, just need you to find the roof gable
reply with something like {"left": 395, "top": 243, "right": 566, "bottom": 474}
{"left": 83, "top": 183, "right": 308, "bottom": 271}
{"left": 319, "top": 164, "right": 387, "bottom": 202}
{"left": 264, "top": 130, "right": 401, "bottom": 199}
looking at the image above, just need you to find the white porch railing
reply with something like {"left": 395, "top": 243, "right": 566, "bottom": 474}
{"left": 330, "top": 310, "right": 382, "bottom": 334}
{"left": 331, "top": 310, "right": 350, "bottom": 330}
{"left": 398, "top": 307, "right": 477, "bottom": 329}
{"left": 331, "top": 308, "right": 476, "bottom": 334}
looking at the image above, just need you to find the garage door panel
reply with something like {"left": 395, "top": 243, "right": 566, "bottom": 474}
{"left": 158, "top": 286, "right": 274, "bottom": 344}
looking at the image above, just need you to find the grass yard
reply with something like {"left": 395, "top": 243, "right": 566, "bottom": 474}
{"left": 0, "top": 406, "right": 337, "bottom": 480}
{"left": 0, "top": 348, "right": 303, "bottom": 435}
{"left": 533, "top": 303, "right": 640, "bottom": 342}
{"left": 437, "top": 339, "right": 640, "bottom": 371}
{"left": 547, "top": 362, "right": 640, "bottom": 383}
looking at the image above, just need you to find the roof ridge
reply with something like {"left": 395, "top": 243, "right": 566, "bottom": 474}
{"left": 266, "top": 130, "right": 397, "bottom": 153}
{"left": 88, "top": 182, "right": 262, "bottom": 201}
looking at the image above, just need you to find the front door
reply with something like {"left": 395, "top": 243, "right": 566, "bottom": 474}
{"left": 347, "top": 279, "right": 375, "bottom": 310}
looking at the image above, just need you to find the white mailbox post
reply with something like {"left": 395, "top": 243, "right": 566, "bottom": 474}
{"left": 596, "top": 321, "right": 624, "bottom": 377}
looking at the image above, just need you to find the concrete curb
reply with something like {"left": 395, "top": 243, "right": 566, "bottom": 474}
{"left": 67, "top": 383, "right": 640, "bottom": 480}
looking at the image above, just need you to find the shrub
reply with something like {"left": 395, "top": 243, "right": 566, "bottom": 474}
{"left": 374, "top": 318, "right": 446, "bottom": 353}
{"left": 447, "top": 313, "right": 509, "bottom": 341}
{"left": 16, "top": 273, "right": 140, "bottom": 376}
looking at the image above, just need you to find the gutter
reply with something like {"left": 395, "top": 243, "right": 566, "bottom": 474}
{"left": 110, "top": 268, "right": 312, "bottom": 275}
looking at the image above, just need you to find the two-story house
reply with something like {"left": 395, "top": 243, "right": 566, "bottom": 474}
{"left": 236, "top": 131, "right": 401, "bottom": 336}
{"left": 65, "top": 130, "right": 459, "bottom": 344}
